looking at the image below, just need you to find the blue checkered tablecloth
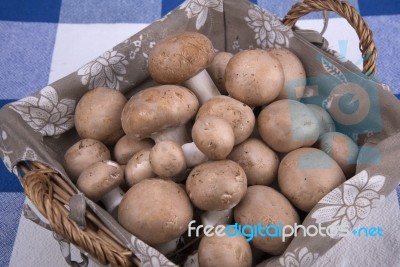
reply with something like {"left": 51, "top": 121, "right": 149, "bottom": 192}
{"left": 1, "top": 1, "right": 399, "bottom": 266}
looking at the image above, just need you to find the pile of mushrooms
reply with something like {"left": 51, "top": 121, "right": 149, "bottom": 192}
{"left": 63, "top": 31, "right": 359, "bottom": 266}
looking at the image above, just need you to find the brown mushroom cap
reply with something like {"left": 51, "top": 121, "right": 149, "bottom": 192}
{"left": 268, "top": 48, "right": 306, "bottom": 100}
{"left": 192, "top": 115, "right": 235, "bottom": 160}
{"left": 306, "top": 104, "right": 336, "bottom": 137}
{"left": 118, "top": 179, "right": 193, "bottom": 245}
{"left": 76, "top": 160, "right": 123, "bottom": 202}
{"left": 186, "top": 160, "right": 247, "bottom": 211}
{"left": 278, "top": 147, "right": 346, "bottom": 211}
{"left": 121, "top": 85, "right": 199, "bottom": 139}
{"left": 113, "top": 135, "right": 154, "bottom": 165}
{"left": 74, "top": 87, "right": 127, "bottom": 145}
{"left": 257, "top": 99, "right": 319, "bottom": 152}
{"left": 318, "top": 132, "right": 359, "bottom": 178}
{"left": 149, "top": 140, "right": 186, "bottom": 177}
{"left": 225, "top": 49, "right": 284, "bottom": 106}
{"left": 206, "top": 52, "right": 233, "bottom": 95}
{"left": 149, "top": 32, "right": 215, "bottom": 84}
{"left": 198, "top": 226, "right": 252, "bottom": 267}
{"left": 196, "top": 95, "right": 255, "bottom": 145}
{"left": 228, "top": 138, "right": 279, "bottom": 185}
{"left": 64, "top": 138, "right": 111, "bottom": 182}
{"left": 124, "top": 148, "right": 155, "bottom": 187}
{"left": 234, "top": 185, "right": 300, "bottom": 255}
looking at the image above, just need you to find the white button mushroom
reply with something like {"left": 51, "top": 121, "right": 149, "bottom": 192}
{"left": 206, "top": 52, "right": 233, "bottom": 95}
{"left": 76, "top": 160, "right": 124, "bottom": 217}
{"left": 74, "top": 87, "right": 127, "bottom": 145}
{"left": 267, "top": 48, "right": 306, "bottom": 100}
{"left": 196, "top": 96, "right": 255, "bottom": 145}
{"left": 149, "top": 32, "right": 220, "bottom": 104}
{"left": 118, "top": 179, "right": 193, "bottom": 246}
{"left": 121, "top": 85, "right": 199, "bottom": 145}
{"left": 228, "top": 138, "right": 279, "bottom": 186}
{"left": 63, "top": 138, "right": 111, "bottom": 182}
{"left": 225, "top": 49, "right": 284, "bottom": 107}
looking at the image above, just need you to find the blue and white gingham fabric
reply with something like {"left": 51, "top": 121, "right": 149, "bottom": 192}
{"left": 0, "top": 1, "right": 399, "bottom": 266}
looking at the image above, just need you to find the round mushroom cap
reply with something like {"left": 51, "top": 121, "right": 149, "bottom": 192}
{"left": 234, "top": 185, "right": 300, "bottom": 255}
{"left": 278, "top": 147, "right": 346, "bottom": 211}
{"left": 258, "top": 99, "right": 319, "bottom": 152}
{"left": 206, "top": 52, "right": 233, "bottom": 95}
{"left": 118, "top": 179, "right": 193, "bottom": 245}
{"left": 121, "top": 85, "right": 199, "bottom": 139}
{"left": 149, "top": 32, "right": 215, "bottom": 84}
{"left": 192, "top": 115, "right": 235, "bottom": 160}
{"left": 75, "top": 87, "right": 127, "bottom": 145}
{"left": 113, "top": 135, "right": 154, "bottom": 165}
{"left": 186, "top": 160, "right": 247, "bottom": 211}
{"left": 306, "top": 104, "right": 336, "bottom": 137}
{"left": 149, "top": 140, "right": 186, "bottom": 177}
{"left": 125, "top": 149, "right": 155, "bottom": 188}
{"left": 268, "top": 48, "right": 306, "bottom": 100}
{"left": 64, "top": 138, "right": 111, "bottom": 182}
{"left": 318, "top": 132, "right": 359, "bottom": 178}
{"left": 198, "top": 226, "right": 252, "bottom": 267}
{"left": 228, "top": 138, "right": 279, "bottom": 185}
{"left": 76, "top": 160, "right": 123, "bottom": 202}
{"left": 225, "top": 49, "right": 284, "bottom": 106}
{"left": 196, "top": 95, "right": 255, "bottom": 145}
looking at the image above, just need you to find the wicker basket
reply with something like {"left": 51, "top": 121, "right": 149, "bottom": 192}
{"left": 10, "top": 0, "right": 383, "bottom": 266}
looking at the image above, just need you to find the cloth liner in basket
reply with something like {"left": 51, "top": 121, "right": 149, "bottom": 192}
{"left": 0, "top": 0, "right": 399, "bottom": 266}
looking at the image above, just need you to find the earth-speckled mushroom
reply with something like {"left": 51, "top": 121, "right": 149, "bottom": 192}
{"left": 196, "top": 96, "right": 255, "bottom": 145}
{"left": 113, "top": 135, "right": 154, "bottom": 165}
{"left": 268, "top": 48, "right": 306, "bottom": 100}
{"left": 186, "top": 160, "right": 247, "bottom": 211}
{"left": 76, "top": 160, "right": 124, "bottom": 217}
{"left": 149, "top": 32, "right": 220, "bottom": 104}
{"left": 64, "top": 138, "right": 111, "bottom": 182}
{"left": 118, "top": 179, "right": 193, "bottom": 245}
{"left": 228, "top": 138, "right": 279, "bottom": 186}
{"left": 234, "top": 185, "right": 300, "bottom": 255}
{"left": 74, "top": 87, "right": 127, "bottom": 145}
{"left": 121, "top": 85, "right": 199, "bottom": 145}
{"left": 225, "top": 49, "right": 284, "bottom": 106}
{"left": 206, "top": 52, "right": 233, "bottom": 95}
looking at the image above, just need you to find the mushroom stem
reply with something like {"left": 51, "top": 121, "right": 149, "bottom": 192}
{"left": 101, "top": 187, "right": 124, "bottom": 218}
{"left": 151, "top": 125, "right": 190, "bottom": 146}
{"left": 183, "top": 69, "right": 220, "bottom": 104}
{"left": 181, "top": 142, "right": 208, "bottom": 168}
{"left": 153, "top": 237, "right": 181, "bottom": 255}
{"left": 200, "top": 209, "right": 233, "bottom": 227}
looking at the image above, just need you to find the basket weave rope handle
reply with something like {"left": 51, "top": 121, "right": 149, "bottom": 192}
{"left": 282, "top": 0, "right": 377, "bottom": 78}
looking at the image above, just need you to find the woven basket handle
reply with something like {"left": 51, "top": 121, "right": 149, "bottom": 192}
{"left": 282, "top": 0, "right": 377, "bottom": 78}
